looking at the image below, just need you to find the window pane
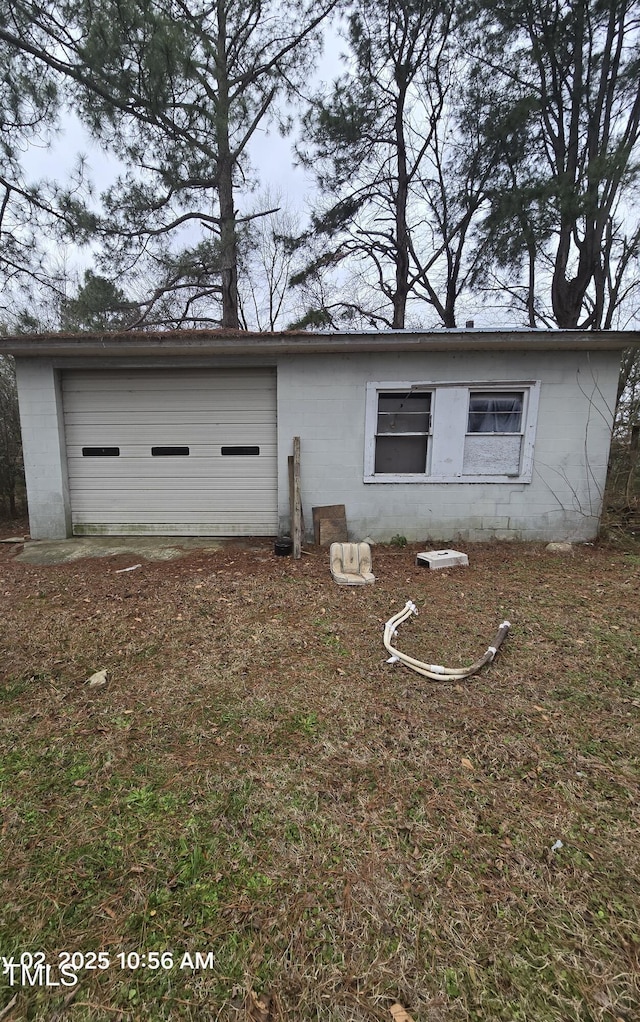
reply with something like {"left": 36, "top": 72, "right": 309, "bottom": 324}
{"left": 468, "top": 392, "right": 523, "bottom": 433}
{"left": 220, "top": 446, "right": 260, "bottom": 456}
{"left": 151, "top": 446, "right": 190, "bottom": 456}
{"left": 377, "top": 392, "right": 431, "bottom": 434}
{"left": 463, "top": 435, "right": 523, "bottom": 475}
{"left": 375, "top": 434, "right": 428, "bottom": 473}
{"left": 82, "top": 447, "right": 120, "bottom": 457}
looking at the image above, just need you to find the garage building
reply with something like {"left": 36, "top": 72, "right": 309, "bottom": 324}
{"left": 3, "top": 327, "right": 636, "bottom": 543}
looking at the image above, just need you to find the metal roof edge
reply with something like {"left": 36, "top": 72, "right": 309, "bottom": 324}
{"left": 0, "top": 328, "right": 637, "bottom": 358}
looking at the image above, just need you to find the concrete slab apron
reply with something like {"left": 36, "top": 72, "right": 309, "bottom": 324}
{"left": 15, "top": 536, "right": 225, "bottom": 565}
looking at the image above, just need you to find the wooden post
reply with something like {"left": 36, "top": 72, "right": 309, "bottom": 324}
{"left": 288, "top": 454, "right": 294, "bottom": 525}
{"left": 292, "top": 436, "right": 302, "bottom": 559}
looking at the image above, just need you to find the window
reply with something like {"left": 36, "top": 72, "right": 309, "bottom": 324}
{"left": 374, "top": 391, "right": 431, "bottom": 474}
{"left": 464, "top": 391, "right": 525, "bottom": 477}
{"left": 221, "top": 446, "right": 260, "bottom": 456}
{"left": 364, "top": 381, "right": 539, "bottom": 483}
{"left": 151, "top": 446, "right": 190, "bottom": 456}
{"left": 467, "top": 392, "right": 523, "bottom": 433}
{"left": 82, "top": 447, "right": 120, "bottom": 457}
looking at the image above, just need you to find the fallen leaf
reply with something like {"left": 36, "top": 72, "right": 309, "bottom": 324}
{"left": 461, "top": 757, "right": 474, "bottom": 770}
{"left": 73, "top": 779, "right": 88, "bottom": 787}
{"left": 390, "top": 1004, "right": 415, "bottom": 1022}
{"left": 245, "top": 990, "right": 272, "bottom": 1021}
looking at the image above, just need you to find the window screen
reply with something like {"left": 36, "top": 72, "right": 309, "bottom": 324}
{"left": 375, "top": 391, "right": 431, "bottom": 473}
{"left": 467, "top": 392, "right": 523, "bottom": 433}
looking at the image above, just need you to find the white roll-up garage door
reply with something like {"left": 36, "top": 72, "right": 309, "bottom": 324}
{"left": 62, "top": 368, "right": 278, "bottom": 536}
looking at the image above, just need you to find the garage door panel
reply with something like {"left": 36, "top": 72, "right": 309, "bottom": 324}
{"left": 71, "top": 510, "right": 276, "bottom": 527}
{"left": 71, "top": 492, "right": 276, "bottom": 510}
{"left": 66, "top": 427, "right": 275, "bottom": 445}
{"left": 67, "top": 468, "right": 276, "bottom": 488}
{"left": 64, "top": 393, "right": 276, "bottom": 414}
{"left": 66, "top": 446, "right": 277, "bottom": 466}
{"left": 62, "top": 369, "right": 278, "bottom": 536}
{"left": 64, "top": 409, "right": 275, "bottom": 429}
{"left": 64, "top": 370, "right": 271, "bottom": 392}
{"left": 67, "top": 458, "right": 276, "bottom": 479}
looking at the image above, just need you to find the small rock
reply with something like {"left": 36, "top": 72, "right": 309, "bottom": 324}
{"left": 545, "top": 542, "right": 573, "bottom": 554}
{"left": 87, "top": 669, "right": 108, "bottom": 688}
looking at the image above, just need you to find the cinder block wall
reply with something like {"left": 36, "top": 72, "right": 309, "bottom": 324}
{"left": 15, "top": 360, "right": 71, "bottom": 539}
{"left": 14, "top": 347, "right": 619, "bottom": 543}
{"left": 276, "top": 349, "right": 618, "bottom": 542}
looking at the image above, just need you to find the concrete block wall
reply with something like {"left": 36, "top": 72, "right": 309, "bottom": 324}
{"left": 276, "top": 349, "right": 618, "bottom": 542}
{"left": 15, "top": 360, "right": 71, "bottom": 539}
{"left": 14, "top": 347, "right": 619, "bottom": 543}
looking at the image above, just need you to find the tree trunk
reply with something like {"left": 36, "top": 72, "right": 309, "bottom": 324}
{"left": 218, "top": 157, "right": 239, "bottom": 329}
{"left": 393, "top": 81, "right": 409, "bottom": 330}
{"left": 216, "top": 0, "right": 239, "bottom": 330}
{"left": 551, "top": 223, "right": 581, "bottom": 328}
{"left": 526, "top": 240, "right": 536, "bottom": 327}
{"left": 626, "top": 423, "right": 639, "bottom": 504}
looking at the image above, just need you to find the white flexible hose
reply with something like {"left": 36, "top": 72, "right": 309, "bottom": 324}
{"left": 383, "top": 600, "right": 510, "bottom": 681}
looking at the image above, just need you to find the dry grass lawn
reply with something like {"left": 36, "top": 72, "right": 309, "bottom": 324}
{"left": 1, "top": 524, "right": 639, "bottom": 1022}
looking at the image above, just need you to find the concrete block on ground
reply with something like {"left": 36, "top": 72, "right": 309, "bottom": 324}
{"left": 416, "top": 549, "right": 469, "bottom": 570}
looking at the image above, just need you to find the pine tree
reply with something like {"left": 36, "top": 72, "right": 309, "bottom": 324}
{"left": 59, "top": 270, "right": 140, "bottom": 332}
{"left": 0, "top": 0, "right": 338, "bottom": 328}
{"left": 468, "top": 0, "right": 640, "bottom": 329}
{"left": 0, "top": 4, "right": 61, "bottom": 296}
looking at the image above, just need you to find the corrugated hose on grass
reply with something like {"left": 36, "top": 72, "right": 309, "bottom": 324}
{"left": 383, "top": 600, "right": 510, "bottom": 681}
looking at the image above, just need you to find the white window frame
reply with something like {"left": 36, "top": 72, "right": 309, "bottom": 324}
{"left": 364, "top": 380, "right": 540, "bottom": 483}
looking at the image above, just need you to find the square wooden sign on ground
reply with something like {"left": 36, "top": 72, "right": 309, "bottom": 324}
{"left": 312, "top": 504, "right": 348, "bottom": 545}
